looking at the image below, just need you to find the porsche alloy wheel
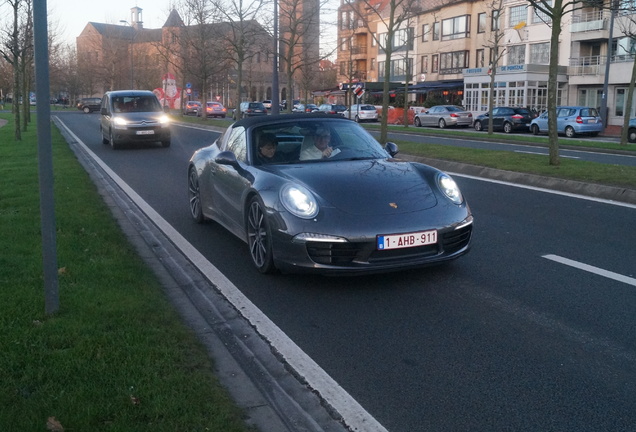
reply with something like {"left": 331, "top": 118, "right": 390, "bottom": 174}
{"left": 247, "top": 197, "right": 275, "bottom": 274}
{"left": 188, "top": 167, "right": 204, "bottom": 223}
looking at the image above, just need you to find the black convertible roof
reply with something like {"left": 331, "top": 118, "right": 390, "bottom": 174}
{"left": 233, "top": 112, "right": 351, "bottom": 128}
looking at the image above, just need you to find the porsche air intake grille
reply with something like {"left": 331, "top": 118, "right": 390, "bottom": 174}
{"left": 305, "top": 225, "right": 472, "bottom": 266}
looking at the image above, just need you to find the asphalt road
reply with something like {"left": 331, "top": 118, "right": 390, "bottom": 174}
{"left": 55, "top": 111, "right": 636, "bottom": 431}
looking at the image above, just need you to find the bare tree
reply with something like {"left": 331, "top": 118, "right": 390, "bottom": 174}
{"left": 210, "top": 0, "right": 268, "bottom": 119}
{"left": 347, "top": 0, "right": 419, "bottom": 143}
{"left": 0, "top": 0, "right": 31, "bottom": 140}
{"left": 611, "top": 0, "right": 636, "bottom": 146}
{"left": 482, "top": 0, "right": 506, "bottom": 135}
{"left": 528, "top": 0, "right": 585, "bottom": 166}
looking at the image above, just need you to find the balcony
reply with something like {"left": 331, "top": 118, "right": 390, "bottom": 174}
{"left": 570, "top": 10, "right": 608, "bottom": 41}
{"left": 568, "top": 54, "right": 636, "bottom": 85}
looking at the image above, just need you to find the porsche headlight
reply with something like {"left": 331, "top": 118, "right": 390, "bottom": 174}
{"left": 280, "top": 184, "right": 319, "bottom": 219}
{"left": 438, "top": 173, "right": 463, "bottom": 204}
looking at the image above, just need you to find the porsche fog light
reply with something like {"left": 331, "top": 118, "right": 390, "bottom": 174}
{"left": 280, "top": 184, "right": 318, "bottom": 219}
{"left": 438, "top": 174, "right": 463, "bottom": 204}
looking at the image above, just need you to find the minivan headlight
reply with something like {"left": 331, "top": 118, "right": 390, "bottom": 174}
{"left": 113, "top": 117, "right": 128, "bottom": 127}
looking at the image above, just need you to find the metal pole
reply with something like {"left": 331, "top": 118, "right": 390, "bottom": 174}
{"left": 600, "top": 3, "right": 616, "bottom": 129}
{"left": 33, "top": 0, "right": 60, "bottom": 315}
{"left": 271, "top": 0, "right": 280, "bottom": 115}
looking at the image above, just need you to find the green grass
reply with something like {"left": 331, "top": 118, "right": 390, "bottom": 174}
{"left": 394, "top": 139, "right": 636, "bottom": 190}
{"left": 0, "top": 113, "right": 251, "bottom": 431}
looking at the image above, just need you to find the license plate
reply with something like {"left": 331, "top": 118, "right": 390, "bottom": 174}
{"left": 588, "top": 119, "right": 596, "bottom": 123}
{"left": 377, "top": 229, "right": 438, "bottom": 250}
{"left": 136, "top": 130, "right": 154, "bottom": 135}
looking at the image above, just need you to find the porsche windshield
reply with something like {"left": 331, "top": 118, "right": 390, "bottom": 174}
{"left": 252, "top": 121, "right": 388, "bottom": 165}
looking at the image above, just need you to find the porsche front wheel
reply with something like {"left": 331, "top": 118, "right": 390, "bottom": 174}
{"left": 246, "top": 197, "right": 275, "bottom": 274}
{"left": 188, "top": 167, "right": 205, "bottom": 223}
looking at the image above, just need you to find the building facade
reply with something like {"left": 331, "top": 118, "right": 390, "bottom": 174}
{"left": 336, "top": 0, "right": 636, "bottom": 126}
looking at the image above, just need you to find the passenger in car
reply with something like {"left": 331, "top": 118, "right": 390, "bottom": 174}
{"left": 300, "top": 127, "right": 334, "bottom": 160}
{"left": 257, "top": 133, "right": 280, "bottom": 164}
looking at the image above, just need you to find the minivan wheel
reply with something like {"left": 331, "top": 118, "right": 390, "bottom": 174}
{"left": 109, "top": 129, "right": 121, "bottom": 150}
{"left": 565, "top": 126, "right": 575, "bottom": 138}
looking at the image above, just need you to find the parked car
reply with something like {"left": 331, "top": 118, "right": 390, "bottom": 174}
{"left": 199, "top": 101, "right": 227, "bottom": 118}
{"left": 530, "top": 106, "right": 603, "bottom": 138}
{"left": 280, "top": 99, "right": 300, "bottom": 110}
{"left": 187, "top": 113, "right": 473, "bottom": 274}
{"left": 628, "top": 118, "right": 636, "bottom": 143}
{"left": 473, "top": 107, "right": 533, "bottom": 133}
{"left": 292, "top": 103, "right": 319, "bottom": 113}
{"left": 317, "top": 103, "right": 347, "bottom": 116}
{"left": 99, "top": 90, "right": 171, "bottom": 149}
{"left": 233, "top": 101, "right": 267, "bottom": 120}
{"left": 183, "top": 101, "right": 201, "bottom": 115}
{"left": 262, "top": 100, "right": 272, "bottom": 110}
{"left": 76, "top": 97, "right": 102, "bottom": 113}
{"left": 414, "top": 105, "right": 473, "bottom": 128}
{"left": 341, "top": 104, "right": 379, "bottom": 122}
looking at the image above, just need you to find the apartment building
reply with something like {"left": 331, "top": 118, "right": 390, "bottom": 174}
{"left": 337, "top": 0, "right": 636, "bottom": 126}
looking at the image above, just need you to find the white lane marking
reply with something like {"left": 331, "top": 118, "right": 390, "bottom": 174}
{"left": 54, "top": 118, "right": 388, "bottom": 432}
{"left": 448, "top": 172, "right": 636, "bottom": 210}
{"left": 514, "top": 150, "right": 580, "bottom": 159}
{"left": 543, "top": 254, "right": 636, "bottom": 287}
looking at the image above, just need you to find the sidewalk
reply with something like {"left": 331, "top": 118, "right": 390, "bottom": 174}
{"left": 601, "top": 125, "right": 622, "bottom": 137}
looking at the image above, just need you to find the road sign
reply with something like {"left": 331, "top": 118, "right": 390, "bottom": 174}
{"left": 186, "top": 88, "right": 192, "bottom": 95}
{"left": 353, "top": 84, "right": 365, "bottom": 98}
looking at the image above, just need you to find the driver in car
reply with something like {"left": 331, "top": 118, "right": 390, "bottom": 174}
{"left": 300, "top": 127, "right": 335, "bottom": 160}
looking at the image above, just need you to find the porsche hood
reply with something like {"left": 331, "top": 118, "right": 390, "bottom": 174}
{"left": 274, "top": 159, "right": 440, "bottom": 215}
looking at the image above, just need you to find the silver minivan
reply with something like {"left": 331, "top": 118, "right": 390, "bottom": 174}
{"left": 100, "top": 90, "right": 171, "bottom": 149}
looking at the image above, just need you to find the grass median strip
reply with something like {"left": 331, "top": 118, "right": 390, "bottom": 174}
{"left": 0, "top": 114, "right": 251, "bottom": 431}
{"left": 396, "top": 140, "right": 636, "bottom": 190}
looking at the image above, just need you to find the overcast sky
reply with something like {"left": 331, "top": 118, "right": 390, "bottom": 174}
{"left": 46, "top": 0, "right": 338, "bottom": 57}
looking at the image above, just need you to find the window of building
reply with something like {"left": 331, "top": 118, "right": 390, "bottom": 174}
{"left": 578, "top": 88, "right": 603, "bottom": 111}
{"left": 432, "top": 54, "right": 439, "bottom": 73}
{"left": 476, "top": 49, "right": 485, "bottom": 67}
{"left": 532, "top": 1, "right": 552, "bottom": 24}
{"left": 340, "top": 37, "right": 348, "bottom": 51}
{"left": 509, "top": 5, "right": 527, "bottom": 28}
{"left": 492, "top": 10, "right": 501, "bottom": 32}
{"left": 395, "top": 27, "right": 414, "bottom": 50}
{"left": 377, "top": 58, "right": 413, "bottom": 79}
{"left": 439, "top": 51, "right": 469, "bottom": 74}
{"left": 422, "top": 24, "right": 429, "bottom": 42}
{"left": 530, "top": 42, "right": 550, "bottom": 64}
{"left": 507, "top": 45, "right": 526, "bottom": 65}
{"left": 442, "top": 15, "right": 470, "bottom": 40}
{"left": 433, "top": 22, "right": 440, "bottom": 41}
{"left": 478, "top": 13, "right": 486, "bottom": 33}
{"left": 421, "top": 55, "right": 428, "bottom": 73}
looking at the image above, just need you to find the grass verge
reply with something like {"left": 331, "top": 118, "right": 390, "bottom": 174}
{"left": 0, "top": 113, "right": 251, "bottom": 431}
{"left": 395, "top": 140, "right": 636, "bottom": 190}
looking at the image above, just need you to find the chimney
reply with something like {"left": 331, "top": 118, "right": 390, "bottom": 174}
{"left": 130, "top": 6, "right": 143, "bottom": 30}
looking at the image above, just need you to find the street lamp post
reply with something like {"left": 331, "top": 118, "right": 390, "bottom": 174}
{"left": 119, "top": 20, "right": 134, "bottom": 89}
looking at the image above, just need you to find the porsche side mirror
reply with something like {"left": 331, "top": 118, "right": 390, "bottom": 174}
{"left": 385, "top": 142, "right": 399, "bottom": 157}
{"left": 215, "top": 151, "right": 239, "bottom": 168}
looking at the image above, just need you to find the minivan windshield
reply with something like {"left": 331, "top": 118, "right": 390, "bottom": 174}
{"left": 113, "top": 95, "right": 162, "bottom": 113}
